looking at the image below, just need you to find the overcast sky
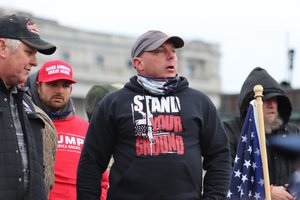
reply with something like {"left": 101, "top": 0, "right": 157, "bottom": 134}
{"left": 1, "top": 0, "right": 299, "bottom": 93}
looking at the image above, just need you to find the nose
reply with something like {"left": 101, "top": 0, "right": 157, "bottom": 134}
{"left": 30, "top": 55, "right": 38, "bottom": 67}
{"left": 56, "top": 85, "right": 64, "bottom": 93}
{"left": 265, "top": 98, "right": 276, "bottom": 108}
{"left": 167, "top": 50, "right": 176, "bottom": 60}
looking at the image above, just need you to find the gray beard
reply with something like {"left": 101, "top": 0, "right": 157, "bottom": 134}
{"left": 264, "top": 116, "right": 283, "bottom": 134}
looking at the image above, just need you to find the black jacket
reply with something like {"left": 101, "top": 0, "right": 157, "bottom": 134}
{"left": 223, "top": 67, "right": 300, "bottom": 186}
{"left": 0, "top": 79, "right": 46, "bottom": 200}
{"left": 77, "top": 76, "right": 231, "bottom": 200}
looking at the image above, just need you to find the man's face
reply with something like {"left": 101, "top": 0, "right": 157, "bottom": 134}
{"left": 263, "top": 97, "right": 278, "bottom": 124}
{"left": 2, "top": 41, "right": 37, "bottom": 87}
{"left": 37, "top": 80, "right": 73, "bottom": 112}
{"left": 133, "top": 42, "right": 178, "bottom": 78}
{"left": 263, "top": 97, "right": 282, "bottom": 133}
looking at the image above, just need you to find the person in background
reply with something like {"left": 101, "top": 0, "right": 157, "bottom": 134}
{"left": 224, "top": 67, "right": 300, "bottom": 200}
{"left": 24, "top": 60, "right": 108, "bottom": 200}
{"left": 85, "top": 83, "right": 121, "bottom": 121}
{"left": 0, "top": 14, "right": 56, "bottom": 200}
{"left": 77, "top": 30, "right": 231, "bottom": 200}
{"left": 84, "top": 83, "right": 122, "bottom": 197}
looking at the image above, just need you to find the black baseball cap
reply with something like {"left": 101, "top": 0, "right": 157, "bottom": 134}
{"left": 131, "top": 30, "right": 184, "bottom": 58}
{"left": 0, "top": 14, "right": 56, "bottom": 55}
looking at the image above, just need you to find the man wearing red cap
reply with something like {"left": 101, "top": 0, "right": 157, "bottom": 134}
{"left": 25, "top": 60, "right": 108, "bottom": 200}
{"left": 0, "top": 14, "right": 56, "bottom": 200}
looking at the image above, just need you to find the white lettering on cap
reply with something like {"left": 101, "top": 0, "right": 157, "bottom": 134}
{"left": 46, "top": 65, "right": 57, "bottom": 71}
{"left": 45, "top": 65, "right": 71, "bottom": 76}
{"left": 59, "top": 69, "right": 70, "bottom": 75}
{"left": 48, "top": 69, "right": 59, "bottom": 75}
{"left": 57, "top": 65, "right": 70, "bottom": 71}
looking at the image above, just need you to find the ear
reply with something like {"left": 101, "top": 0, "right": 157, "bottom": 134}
{"left": 0, "top": 39, "right": 6, "bottom": 58}
{"left": 132, "top": 57, "right": 144, "bottom": 71}
{"left": 36, "top": 82, "right": 42, "bottom": 94}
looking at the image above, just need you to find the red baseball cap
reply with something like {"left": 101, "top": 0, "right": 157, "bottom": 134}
{"left": 37, "top": 60, "right": 76, "bottom": 83}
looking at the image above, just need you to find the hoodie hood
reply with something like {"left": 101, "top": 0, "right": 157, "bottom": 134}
{"left": 125, "top": 75, "right": 189, "bottom": 95}
{"left": 239, "top": 67, "right": 292, "bottom": 125}
{"left": 24, "top": 71, "right": 75, "bottom": 120}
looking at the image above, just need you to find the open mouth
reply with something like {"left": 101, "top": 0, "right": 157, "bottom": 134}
{"left": 166, "top": 65, "right": 174, "bottom": 70}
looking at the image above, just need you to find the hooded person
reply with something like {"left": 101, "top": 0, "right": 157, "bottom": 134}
{"left": 85, "top": 83, "right": 121, "bottom": 121}
{"left": 84, "top": 83, "right": 123, "bottom": 194}
{"left": 24, "top": 60, "right": 108, "bottom": 200}
{"left": 223, "top": 67, "right": 300, "bottom": 199}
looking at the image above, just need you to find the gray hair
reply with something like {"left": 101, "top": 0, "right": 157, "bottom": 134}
{"left": 4, "top": 38, "right": 22, "bottom": 53}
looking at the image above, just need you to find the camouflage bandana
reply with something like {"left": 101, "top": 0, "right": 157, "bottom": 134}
{"left": 137, "top": 75, "right": 179, "bottom": 95}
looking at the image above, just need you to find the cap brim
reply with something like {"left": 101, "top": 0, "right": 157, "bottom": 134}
{"left": 41, "top": 78, "right": 76, "bottom": 84}
{"left": 166, "top": 36, "right": 184, "bottom": 48}
{"left": 263, "top": 92, "right": 283, "bottom": 100}
{"left": 146, "top": 36, "right": 184, "bottom": 52}
{"left": 21, "top": 38, "right": 56, "bottom": 55}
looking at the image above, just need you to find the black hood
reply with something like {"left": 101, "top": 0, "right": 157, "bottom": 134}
{"left": 125, "top": 75, "right": 189, "bottom": 95}
{"left": 239, "top": 67, "right": 292, "bottom": 125}
{"left": 24, "top": 70, "right": 75, "bottom": 119}
{"left": 24, "top": 71, "right": 43, "bottom": 108}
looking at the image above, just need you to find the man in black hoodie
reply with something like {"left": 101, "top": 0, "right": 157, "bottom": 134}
{"left": 77, "top": 30, "right": 232, "bottom": 200}
{"left": 224, "top": 67, "right": 300, "bottom": 200}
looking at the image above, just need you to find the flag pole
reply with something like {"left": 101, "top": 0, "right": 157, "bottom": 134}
{"left": 253, "top": 85, "right": 271, "bottom": 199}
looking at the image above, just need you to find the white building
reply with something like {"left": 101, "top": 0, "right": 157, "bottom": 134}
{"left": 1, "top": 8, "right": 222, "bottom": 119}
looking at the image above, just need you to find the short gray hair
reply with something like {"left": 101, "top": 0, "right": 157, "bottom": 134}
{"left": 4, "top": 38, "right": 22, "bottom": 53}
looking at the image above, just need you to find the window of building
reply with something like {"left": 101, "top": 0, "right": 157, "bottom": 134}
{"left": 187, "top": 64, "right": 195, "bottom": 78}
{"left": 95, "top": 55, "right": 104, "bottom": 68}
{"left": 127, "top": 59, "right": 133, "bottom": 68}
{"left": 185, "top": 59, "right": 206, "bottom": 79}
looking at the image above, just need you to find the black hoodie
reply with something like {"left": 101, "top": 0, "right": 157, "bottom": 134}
{"left": 77, "top": 75, "right": 231, "bottom": 200}
{"left": 224, "top": 67, "right": 300, "bottom": 186}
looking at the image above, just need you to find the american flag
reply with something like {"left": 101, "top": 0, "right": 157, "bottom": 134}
{"left": 227, "top": 100, "right": 265, "bottom": 200}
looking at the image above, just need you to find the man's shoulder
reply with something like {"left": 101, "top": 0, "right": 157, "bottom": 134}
{"left": 223, "top": 117, "right": 243, "bottom": 136}
{"left": 22, "top": 93, "right": 38, "bottom": 116}
{"left": 73, "top": 115, "right": 89, "bottom": 123}
{"left": 61, "top": 115, "right": 88, "bottom": 123}
{"left": 71, "top": 115, "right": 89, "bottom": 127}
{"left": 53, "top": 115, "right": 89, "bottom": 132}
{"left": 179, "top": 87, "right": 213, "bottom": 102}
{"left": 286, "top": 122, "right": 300, "bottom": 133}
{"left": 223, "top": 117, "right": 241, "bottom": 125}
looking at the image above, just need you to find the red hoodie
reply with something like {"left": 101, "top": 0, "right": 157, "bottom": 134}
{"left": 49, "top": 115, "right": 108, "bottom": 200}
